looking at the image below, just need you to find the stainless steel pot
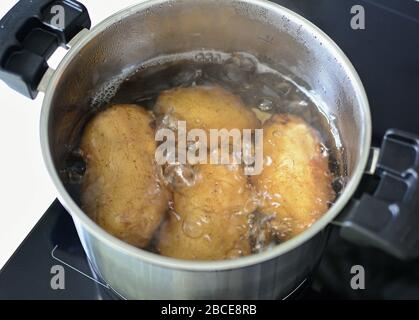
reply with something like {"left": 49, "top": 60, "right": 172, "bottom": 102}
{"left": 1, "top": 0, "right": 418, "bottom": 299}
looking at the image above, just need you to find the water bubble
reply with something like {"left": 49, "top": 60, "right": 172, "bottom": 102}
{"left": 280, "top": 158, "right": 294, "bottom": 169}
{"left": 298, "top": 100, "right": 309, "bottom": 107}
{"left": 260, "top": 84, "right": 280, "bottom": 100}
{"left": 252, "top": 107, "right": 272, "bottom": 124}
{"left": 226, "top": 248, "right": 244, "bottom": 259}
{"left": 231, "top": 53, "right": 256, "bottom": 72}
{"left": 264, "top": 156, "right": 273, "bottom": 166}
{"left": 319, "top": 143, "right": 329, "bottom": 157}
{"left": 187, "top": 140, "right": 202, "bottom": 154}
{"left": 163, "top": 164, "right": 196, "bottom": 188}
{"left": 170, "top": 68, "right": 200, "bottom": 87}
{"left": 276, "top": 82, "right": 292, "bottom": 96}
{"left": 156, "top": 109, "right": 178, "bottom": 131}
{"left": 258, "top": 98, "right": 273, "bottom": 111}
{"left": 64, "top": 149, "right": 86, "bottom": 184}
{"left": 200, "top": 215, "right": 211, "bottom": 224}
{"left": 223, "top": 62, "right": 247, "bottom": 83}
{"left": 272, "top": 130, "right": 282, "bottom": 138}
{"left": 91, "top": 76, "right": 124, "bottom": 109}
{"left": 170, "top": 210, "right": 181, "bottom": 221}
{"left": 67, "top": 169, "right": 85, "bottom": 184}
{"left": 248, "top": 212, "right": 276, "bottom": 253}
{"left": 243, "top": 197, "right": 257, "bottom": 213}
{"left": 332, "top": 176, "right": 346, "bottom": 193}
{"left": 227, "top": 163, "right": 240, "bottom": 172}
{"left": 271, "top": 202, "right": 281, "bottom": 208}
{"left": 182, "top": 218, "right": 204, "bottom": 238}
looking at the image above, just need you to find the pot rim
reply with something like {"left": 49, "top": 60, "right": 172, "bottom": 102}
{"left": 40, "top": 0, "right": 372, "bottom": 271}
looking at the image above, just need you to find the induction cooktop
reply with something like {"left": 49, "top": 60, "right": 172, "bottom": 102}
{"left": 1, "top": 0, "right": 418, "bottom": 300}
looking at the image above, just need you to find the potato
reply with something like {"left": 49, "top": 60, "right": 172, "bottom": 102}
{"left": 157, "top": 163, "right": 256, "bottom": 260}
{"left": 251, "top": 114, "right": 335, "bottom": 240}
{"left": 80, "top": 104, "right": 170, "bottom": 248}
{"left": 154, "top": 85, "right": 260, "bottom": 132}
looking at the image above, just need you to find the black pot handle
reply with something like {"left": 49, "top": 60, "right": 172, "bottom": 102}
{"left": 336, "top": 129, "right": 419, "bottom": 260}
{"left": 0, "top": 0, "right": 91, "bottom": 99}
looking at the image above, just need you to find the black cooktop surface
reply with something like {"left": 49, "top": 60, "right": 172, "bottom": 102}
{"left": 1, "top": 199, "right": 419, "bottom": 300}
{"left": 1, "top": 0, "right": 419, "bottom": 300}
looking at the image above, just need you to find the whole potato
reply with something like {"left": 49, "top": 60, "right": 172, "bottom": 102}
{"left": 157, "top": 163, "right": 256, "bottom": 260}
{"left": 154, "top": 85, "right": 260, "bottom": 132}
{"left": 251, "top": 114, "right": 335, "bottom": 240}
{"left": 80, "top": 104, "right": 170, "bottom": 248}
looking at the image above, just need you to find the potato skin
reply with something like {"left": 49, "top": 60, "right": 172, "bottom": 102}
{"left": 154, "top": 86, "right": 260, "bottom": 260}
{"left": 251, "top": 114, "right": 335, "bottom": 240}
{"left": 157, "top": 163, "right": 256, "bottom": 260}
{"left": 80, "top": 104, "right": 170, "bottom": 248}
{"left": 154, "top": 85, "right": 260, "bottom": 132}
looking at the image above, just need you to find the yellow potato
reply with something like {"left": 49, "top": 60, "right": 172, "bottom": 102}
{"left": 251, "top": 114, "right": 335, "bottom": 240}
{"left": 157, "top": 163, "right": 256, "bottom": 260}
{"left": 80, "top": 104, "right": 170, "bottom": 248}
{"left": 154, "top": 85, "right": 260, "bottom": 132}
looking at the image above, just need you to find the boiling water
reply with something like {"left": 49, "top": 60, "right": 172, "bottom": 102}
{"left": 65, "top": 51, "right": 346, "bottom": 257}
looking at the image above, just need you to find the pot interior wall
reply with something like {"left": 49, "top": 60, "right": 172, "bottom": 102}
{"left": 47, "top": 0, "right": 368, "bottom": 204}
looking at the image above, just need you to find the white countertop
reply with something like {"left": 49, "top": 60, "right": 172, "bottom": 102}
{"left": 0, "top": 0, "right": 142, "bottom": 269}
